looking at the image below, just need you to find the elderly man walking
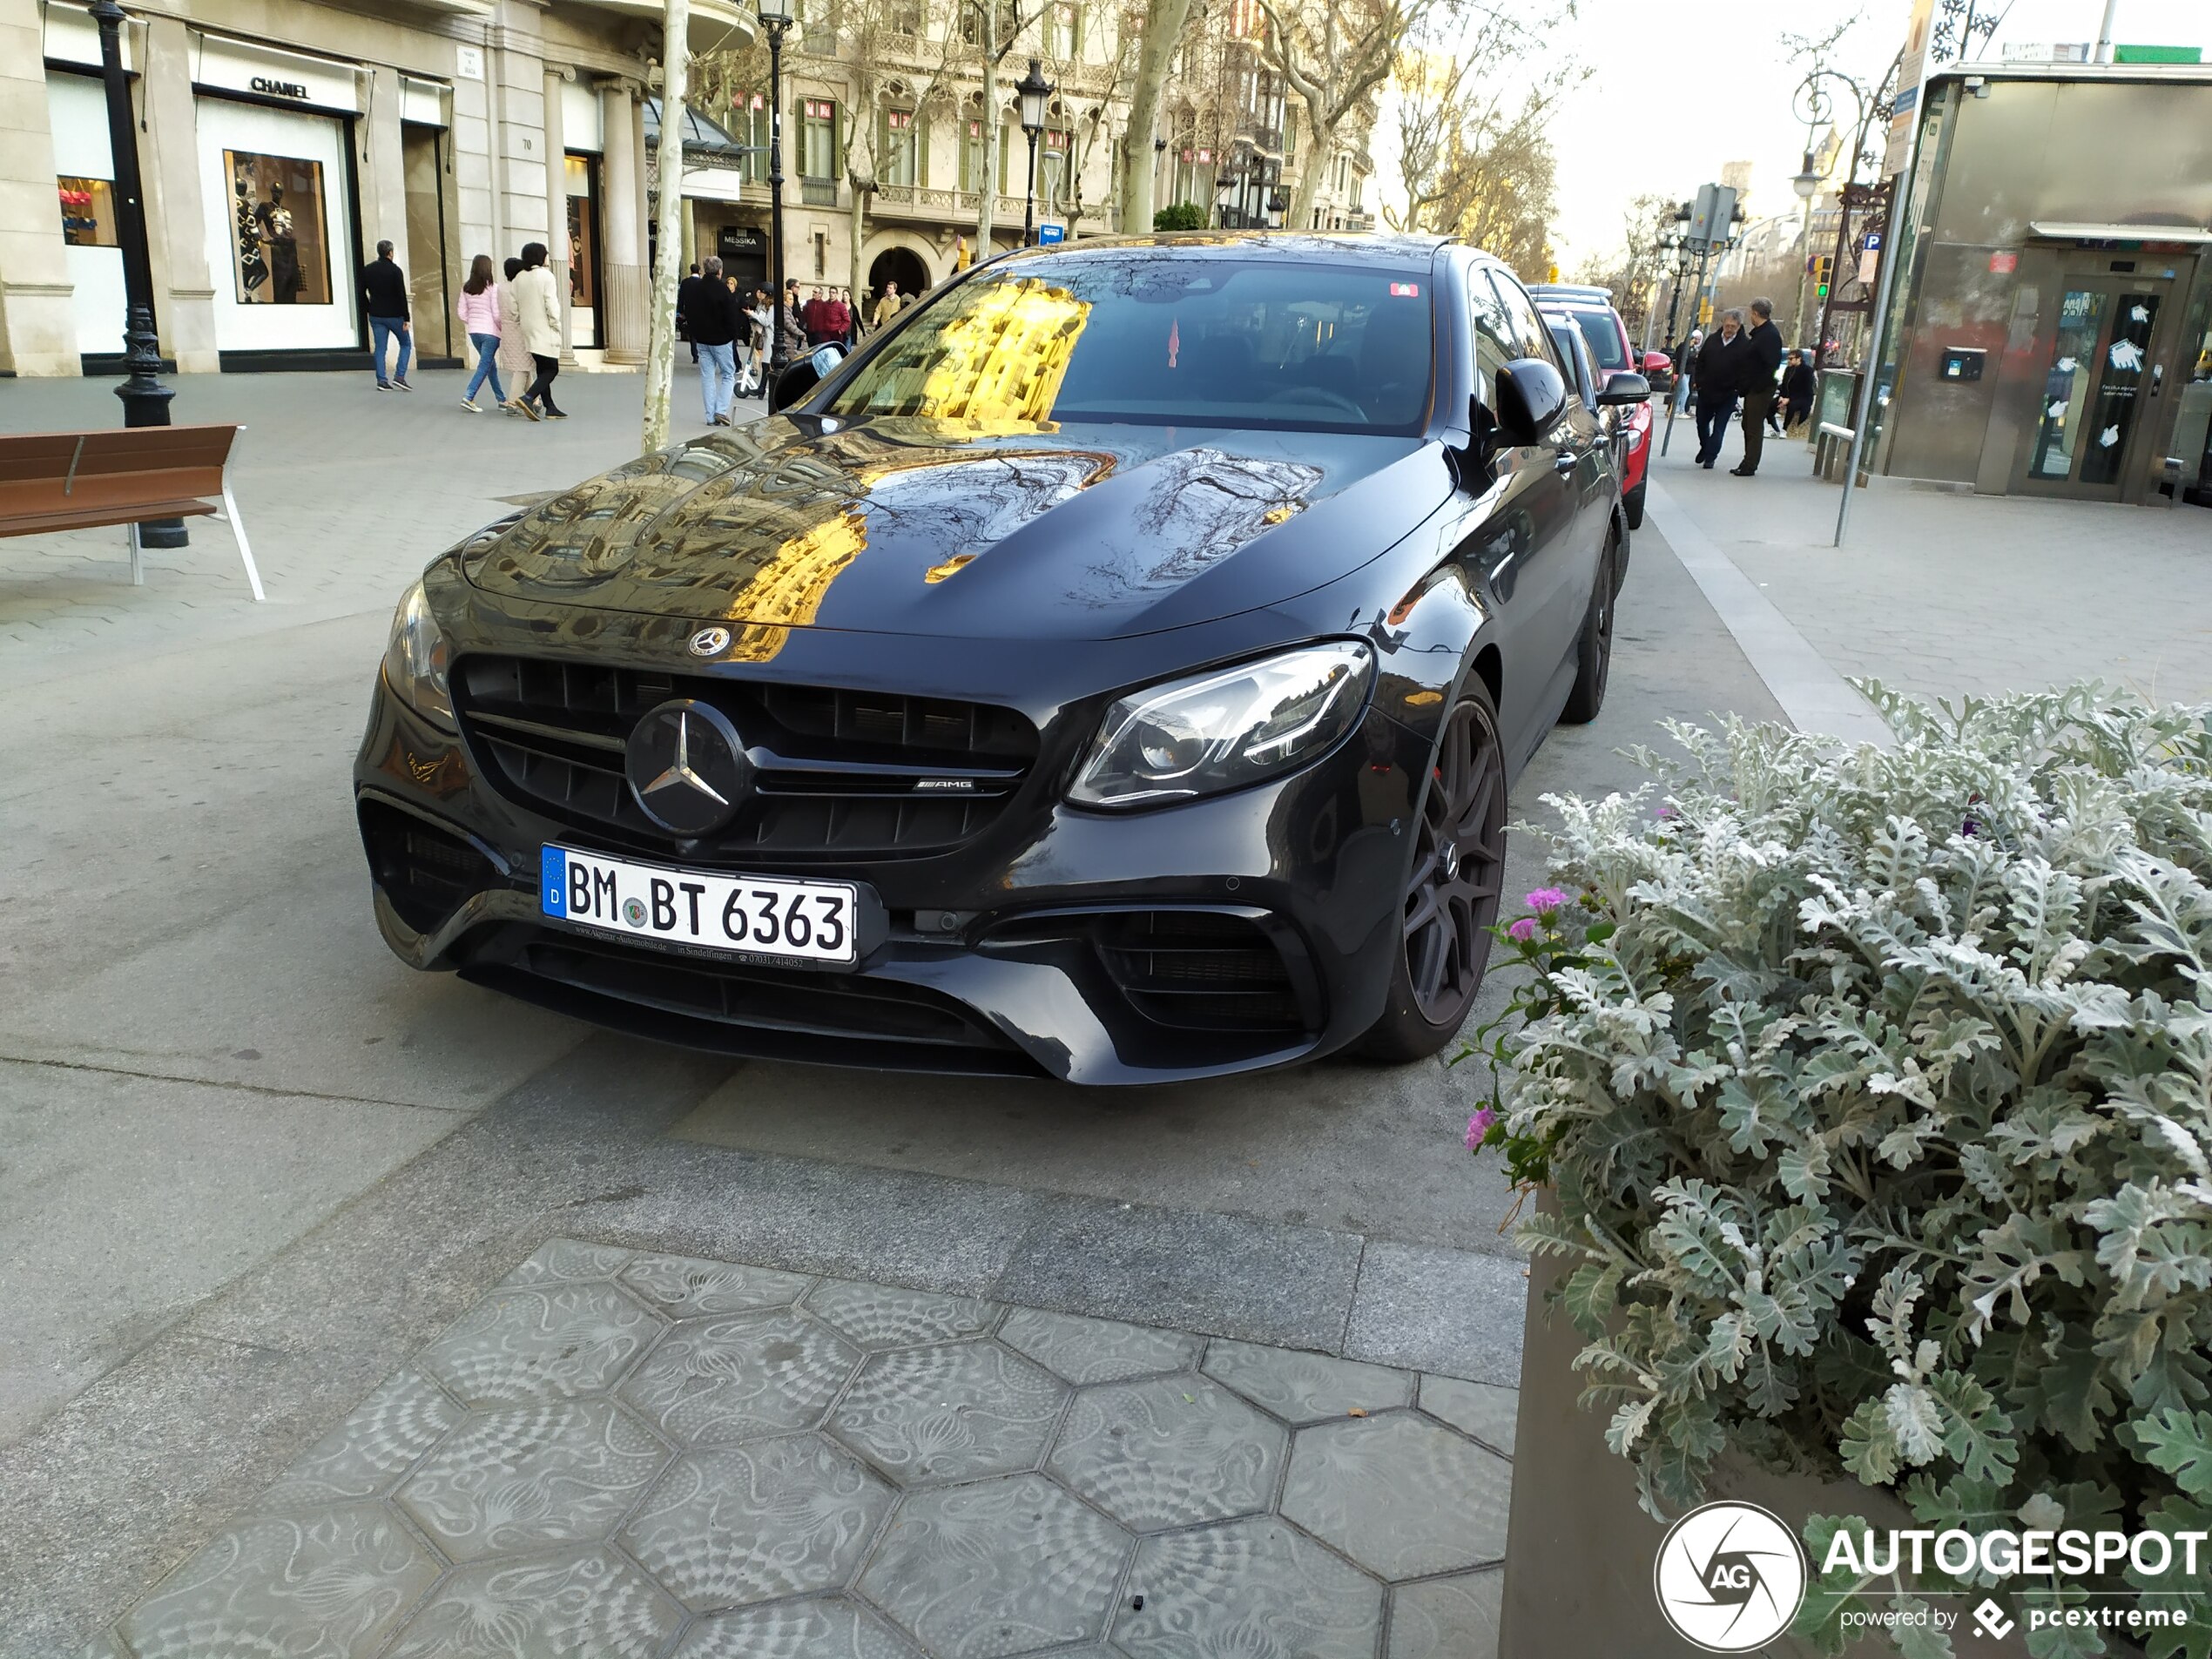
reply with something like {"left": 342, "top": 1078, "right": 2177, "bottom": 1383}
{"left": 1734, "top": 297, "right": 1785, "bottom": 476}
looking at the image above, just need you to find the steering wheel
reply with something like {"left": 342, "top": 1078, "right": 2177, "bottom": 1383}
{"left": 1266, "top": 384, "right": 1369, "bottom": 421}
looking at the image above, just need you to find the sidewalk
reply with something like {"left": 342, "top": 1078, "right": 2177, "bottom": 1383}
{"left": 1642, "top": 417, "right": 2212, "bottom": 711}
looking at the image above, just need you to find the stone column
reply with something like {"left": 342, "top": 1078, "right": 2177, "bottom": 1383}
{"left": 138, "top": 15, "right": 215, "bottom": 371}
{"left": 543, "top": 67, "right": 572, "bottom": 361}
{"left": 361, "top": 65, "right": 408, "bottom": 262}
{"left": 0, "top": 0, "right": 81, "bottom": 374}
{"left": 599, "top": 80, "right": 645, "bottom": 364}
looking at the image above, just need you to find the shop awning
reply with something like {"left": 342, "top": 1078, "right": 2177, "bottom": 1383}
{"left": 2028, "top": 220, "right": 2212, "bottom": 243}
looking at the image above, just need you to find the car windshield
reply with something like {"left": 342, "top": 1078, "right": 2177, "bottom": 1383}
{"left": 1565, "top": 308, "right": 1628, "bottom": 370}
{"left": 822, "top": 253, "right": 1434, "bottom": 434}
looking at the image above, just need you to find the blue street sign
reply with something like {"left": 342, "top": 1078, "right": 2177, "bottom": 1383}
{"left": 1864, "top": 231, "right": 1883, "bottom": 251}
{"left": 1037, "top": 223, "right": 1065, "bottom": 245}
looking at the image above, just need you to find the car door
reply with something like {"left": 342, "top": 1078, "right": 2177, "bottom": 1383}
{"left": 1449, "top": 263, "right": 1583, "bottom": 765}
{"left": 1487, "top": 267, "right": 1602, "bottom": 731}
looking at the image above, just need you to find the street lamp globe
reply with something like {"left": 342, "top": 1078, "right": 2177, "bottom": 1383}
{"left": 757, "top": 0, "right": 792, "bottom": 22}
{"left": 1016, "top": 57, "right": 1052, "bottom": 133}
{"left": 1791, "top": 151, "right": 1820, "bottom": 202}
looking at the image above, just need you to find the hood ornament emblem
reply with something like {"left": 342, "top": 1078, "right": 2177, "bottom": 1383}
{"left": 688, "top": 625, "right": 732, "bottom": 657}
{"left": 640, "top": 711, "right": 730, "bottom": 809}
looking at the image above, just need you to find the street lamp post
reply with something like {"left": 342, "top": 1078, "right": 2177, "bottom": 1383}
{"left": 91, "top": 0, "right": 185, "bottom": 548}
{"left": 758, "top": 0, "right": 793, "bottom": 383}
{"left": 1015, "top": 58, "right": 1052, "bottom": 246}
{"left": 1790, "top": 151, "right": 1821, "bottom": 347}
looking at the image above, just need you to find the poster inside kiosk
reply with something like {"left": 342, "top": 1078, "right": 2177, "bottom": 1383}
{"left": 192, "top": 37, "right": 361, "bottom": 355}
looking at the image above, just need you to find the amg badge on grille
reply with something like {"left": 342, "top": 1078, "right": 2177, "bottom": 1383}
{"left": 914, "top": 779, "right": 978, "bottom": 792}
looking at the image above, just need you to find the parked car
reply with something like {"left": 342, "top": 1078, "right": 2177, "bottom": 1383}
{"left": 356, "top": 234, "right": 1649, "bottom": 1083}
{"left": 1529, "top": 286, "right": 1650, "bottom": 528}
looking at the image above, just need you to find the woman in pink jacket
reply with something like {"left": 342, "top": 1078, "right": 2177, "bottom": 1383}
{"left": 455, "top": 254, "right": 505, "bottom": 411}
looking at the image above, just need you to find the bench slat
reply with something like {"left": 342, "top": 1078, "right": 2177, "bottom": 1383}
{"left": 0, "top": 498, "right": 219, "bottom": 539}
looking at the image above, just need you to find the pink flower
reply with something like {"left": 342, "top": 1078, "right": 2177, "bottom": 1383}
{"left": 1656, "top": 805, "right": 1676, "bottom": 820}
{"left": 1507, "top": 916, "right": 1540, "bottom": 942}
{"left": 1525, "top": 887, "right": 1569, "bottom": 912}
{"left": 1465, "top": 1108, "right": 1497, "bottom": 1150}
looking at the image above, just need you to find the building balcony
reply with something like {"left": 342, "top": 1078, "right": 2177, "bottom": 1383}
{"left": 873, "top": 183, "right": 977, "bottom": 221}
{"left": 569, "top": 0, "right": 757, "bottom": 51}
{"left": 801, "top": 177, "right": 840, "bottom": 206}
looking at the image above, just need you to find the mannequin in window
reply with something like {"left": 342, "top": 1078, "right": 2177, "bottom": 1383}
{"left": 254, "top": 183, "right": 302, "bottom": 305}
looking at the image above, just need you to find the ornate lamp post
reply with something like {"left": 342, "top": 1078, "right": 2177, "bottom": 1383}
{"left": 90, "top": 0, "right": 185, "bottom": 547}
{"left": 1015, "top": 58, "right": 1052, "bottom": 246}
{"left": 1790, "top": 152, "right": 1822, "bottom": 346}
{"left": 757, "top": 0, "right": 793, "bottom": 381}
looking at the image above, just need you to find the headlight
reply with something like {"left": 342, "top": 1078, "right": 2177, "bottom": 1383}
{"left": 1068, "top": 641, "right": 1373, "bottom": 810}
{"left": 382, "top": 578, "right": 454, "bottom": 729}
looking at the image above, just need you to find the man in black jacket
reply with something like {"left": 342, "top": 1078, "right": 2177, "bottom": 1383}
{"left": 1693, "top": 314, "right": 1752, "bottom": 469}
{"left": 360, "top": 240, "right": 412, "bottom": 390}
{"left": 1735, "top": 296, "right": 1784, "bottom": 475}
{"left": 682, "top": 254, "right": 743, "bottom": 426}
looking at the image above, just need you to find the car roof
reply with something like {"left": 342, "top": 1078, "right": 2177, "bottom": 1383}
{"left": 995, "top": 231, "right": 1453, "bottom": 265}
{"left": 1529, "top": 282, "right": 1614, "bottom": 300}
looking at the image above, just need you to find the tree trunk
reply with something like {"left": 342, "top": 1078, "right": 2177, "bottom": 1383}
{"left": 847, "top": 168, "right": 870, "bottom": 328}
{"left": 643, "top": 0, "right": 689, "bottom": 452}
{"left": 1285, "top": 101, "right": 1327, "bottom": 231}
{"left": 974, "top": 47, "right": 998, "bottom": 253}
{"left": 1116, "top": 0, "right": 1190, "bottom": 232}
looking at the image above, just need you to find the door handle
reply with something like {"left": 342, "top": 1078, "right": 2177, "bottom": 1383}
{"left": 1554, "top": 451, "right": 1577, "bottom": 474}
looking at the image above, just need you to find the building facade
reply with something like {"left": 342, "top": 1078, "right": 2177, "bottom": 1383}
{"left": 2, "top": 0, "right": 749, "bottom": 377}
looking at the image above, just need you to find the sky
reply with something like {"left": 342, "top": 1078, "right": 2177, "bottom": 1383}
{"left": 1375, "top": 0, "right": 2212, "bottom": 273}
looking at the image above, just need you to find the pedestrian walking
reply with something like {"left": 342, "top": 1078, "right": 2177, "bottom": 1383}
{"left": 455, "top": 254, "right": 505, "bottom": 411}
{"left": 509, "top": 240, "right": 566, "bottom": 420}
{"left": 685, "top": 255, "right": 742, "bottom": 426}
{"left": 495, "top": 257, "right": 532, "bottom": 414}
{"left": 1733, "top": 297, "right": 1784, "bottom": 475}
{"left": 746, "top": 289, "right": 775, "bottom": 397}
{"left": 1692, "top": 311, "right": 1751, "bottom": 469}
{"left": 826, "top": 287, "right": 853, "bottom": 349}
{"left": 801, "top": 287, "right": 830, "bottom": 346}
{"left": 1778, "top": 348, "right": 1817, "bottom": 433}
{"left": 779, "top": 288, "right": 807, "bottom": 364}
{"left": 872, "top": 280, "right": 906, "bottom": 331}
{"left": 1674, "top": 327, "right": 1703, "bottom": 415}
{"left": 360, "top": 239, "right": 413, "bottom": 390}
{"left": 677, "top": 263, "right": 703, "bottom": 363}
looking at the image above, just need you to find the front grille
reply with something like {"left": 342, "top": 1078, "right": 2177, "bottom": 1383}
{"left": 361, "top": 801, "right": 500, "bottom": 934}
{"left": 452, "top": 654, "right": 1039, "bottom": 862}
{"left": 1094, "top": 911, "right": 1307, "bottom": 1035}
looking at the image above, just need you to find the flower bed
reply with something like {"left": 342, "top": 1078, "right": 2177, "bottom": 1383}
{"left": 1468, "top": 685, "right": 2212, "bottom": 1655}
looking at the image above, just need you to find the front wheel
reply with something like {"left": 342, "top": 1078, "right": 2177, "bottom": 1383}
{"left": 1359, "top": 685, "right": 1508, "bottom": 1062}
{"left": 1559, "top": 536, "right": 1618, "bottom": 725}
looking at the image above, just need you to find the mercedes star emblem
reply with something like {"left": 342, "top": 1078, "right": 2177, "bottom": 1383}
{"left": 688, "top": 625, "right": 732, "bottom": 657}
{"left": 624, "top": 699, "right": 751, "bottom": 835}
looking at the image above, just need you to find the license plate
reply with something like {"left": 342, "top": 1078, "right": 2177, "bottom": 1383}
{"left": 540, "top": 845, "right": 858, "bottom": 966}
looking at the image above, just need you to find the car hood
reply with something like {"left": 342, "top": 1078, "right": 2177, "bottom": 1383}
{"left": 462, "top": 415, "right": 1447, "bottom": 643}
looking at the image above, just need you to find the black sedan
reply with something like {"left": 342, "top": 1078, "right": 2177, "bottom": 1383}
{"left": 356, "top": 233, "right": 1646, "bottom": 1083}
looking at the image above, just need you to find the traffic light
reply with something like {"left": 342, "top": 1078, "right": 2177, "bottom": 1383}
{"left": 1813, "top": 255, "right": 1833, "bottom": 300}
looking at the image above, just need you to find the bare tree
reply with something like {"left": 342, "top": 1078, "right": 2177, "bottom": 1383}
{"left": 1116, "top": 0, "right": 1190, "bottom": 230}
{"left": 644, "top": 0, "right": 691, "bottom": 453}
{"left": 1257, "top": 0, "right": 1413, "bottom": 231}
{"left": 1570, "top": 191, "right": 1672, "bottom": 337}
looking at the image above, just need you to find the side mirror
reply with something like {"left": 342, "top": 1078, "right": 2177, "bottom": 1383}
{"left": 1642, "top": 350, "right": 1671, "bottom": 375}
{"left": 1597, "top": 370, "right": 1651, "bottom": 407}
{"left": 771, "top": 341, "right": 849, "bottom": 412}
{"left": 1494, "top": 357, "right": 1567, "bottom": 445}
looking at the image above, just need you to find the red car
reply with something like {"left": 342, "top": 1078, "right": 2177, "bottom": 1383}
{"left": 1530, "top": 287, "right": 1653, "bottom": 529}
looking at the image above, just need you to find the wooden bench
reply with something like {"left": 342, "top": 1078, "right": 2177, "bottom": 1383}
{"left": 0, "top": 424, "right": 264, "bottom": 602}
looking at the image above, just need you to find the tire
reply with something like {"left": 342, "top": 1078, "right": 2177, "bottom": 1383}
{"left": 1359, "top": 683, "right": 1508, "bottom": 1062}
{"left": 1623, "top": 479, "right": 1646, "bottom": 529}
{"left": 1560, "top": 534, "right": 1618, "bottom": 725}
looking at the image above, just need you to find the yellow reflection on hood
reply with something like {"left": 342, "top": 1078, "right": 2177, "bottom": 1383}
{"left": 910, "top": 278, "right": 1090, "bottom": 422}
{"left": 714, "top": 508, "right": 869, "bottom": 662}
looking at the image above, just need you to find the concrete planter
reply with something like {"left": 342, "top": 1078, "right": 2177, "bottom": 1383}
{"left": 1498, "top": 1193, "right": 2031, "bottom": 1658}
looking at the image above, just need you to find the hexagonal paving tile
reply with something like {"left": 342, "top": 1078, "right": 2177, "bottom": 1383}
{"left": 1279, "top": 1413, "right": 1510, "bottom": 1581}
{"left": 1201, "top": 1339, "right": 1415, "bottom": 1423}
{"left": 498, "top": 1238, "right": 635, "bottom": 1285}
{"left": 1389, "top": 1568, "right": 1503, "bottom": 1659}
{"left": 1115, "top": 1516, "right": 1382, "bottom": 1659}
{"left": 259, "top": 1369, "right": 462, "bottom": 1511}
{"left": 122, "top": 1505, "right": 438, "bottom": 1659}
{"left": 75, "top": 1636, "right": 128, "bottom": 1659}
{"left": 671, "top": 1595, "right": 923, "bottom": 1658}
{"left": 618, "top": 1308, "right": 861, "bottom": 1445}
{"left": 395, "top": 1398, "right": 668, "bottom": 1561}
{"left": 830, "top": 1341, "right": 1067, "bottom": 1486}
{"left": 858, "top": 1473, "right": 1131, "bottom": 1658}
{"left": 384, "top": 1547, "right": 682, "bottom": 1658}
{"left": 621, "top": 1434, "right": 894, "bottom": 1609}
{"left": 804, "top": 1279, "right": 999, "bottom": 1349}
{"left": 416, "top": 1279, "right": 660, "bottom": 1406}
{"left": 620, "top": 1252, "right": 813, "bottom": 1318}
{"left": 1420, "top": 1374, "right": 1517, "bottom": 1456}
{"left": 998, "top": 1307, "right": 1203, "bottom": 1385}
{"left": 1046, "top": 1372, "right": 1285, "bottom": 1530}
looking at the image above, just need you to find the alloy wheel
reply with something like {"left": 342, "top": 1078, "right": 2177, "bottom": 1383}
{"left": 1401, "top": 698, "right": 1507, "bottom": 1025}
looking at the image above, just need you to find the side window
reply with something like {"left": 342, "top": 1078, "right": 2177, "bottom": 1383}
{"left": 1467, "top": 267, "right": 1514, "bottom": 406}
{"left": 1487, "top": 269, "right": 1557, "bottom": 367}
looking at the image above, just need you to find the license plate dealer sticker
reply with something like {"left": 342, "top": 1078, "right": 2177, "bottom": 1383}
{"left": 541, "top": 845, "right": 858, "bottom": 966}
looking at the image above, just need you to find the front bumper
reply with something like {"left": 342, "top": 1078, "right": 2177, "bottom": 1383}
{"left": 355, "top": 677, "right": 1431, "bottom": 1085}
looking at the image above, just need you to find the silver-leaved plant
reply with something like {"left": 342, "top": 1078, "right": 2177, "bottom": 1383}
{"left": 1478, "top": 684, "right": 2212, "bottom": 1657}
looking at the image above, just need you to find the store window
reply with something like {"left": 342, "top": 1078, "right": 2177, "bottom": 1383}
{"left": 881, "top": 108, "right": 921, "bottom": 186}
{"left": 57, "top": 176, "right": 118, "bottom": 246}
{"left": 800, "top": 98, "right": 838, "bottom": 181}
{"left": 1044, "top": 2, "right": 1082, "bottom": 57}
{"left": 961, "top": 115, "right": 988, "bottom": 192}
{"left": 223, "top": 150, "right": 332, "bottom": 307}
{"left": 565, "top": 153, "right": 598, "bottom": 314}
{"left": 733, "top": 95, "right": 770, "bottom": 185}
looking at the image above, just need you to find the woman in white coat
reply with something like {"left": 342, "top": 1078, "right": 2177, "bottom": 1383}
{"left": 508, "top": 241, "right": 567, "bottom": 420}
{"left": 495, "top": 256, "right": 534, "bottom": 415}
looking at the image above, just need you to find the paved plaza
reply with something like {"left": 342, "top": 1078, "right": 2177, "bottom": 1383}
{"left": 3, "top": 362, "right": 2205, "bottom": 1657}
